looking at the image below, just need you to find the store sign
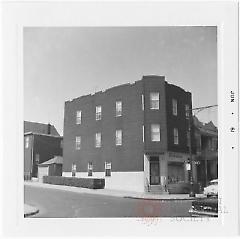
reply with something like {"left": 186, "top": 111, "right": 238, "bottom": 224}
{"left": 169, "top": 152, "right": 183, "bottom": 159}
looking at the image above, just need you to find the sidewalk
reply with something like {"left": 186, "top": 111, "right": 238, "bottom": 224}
{"left": 24, "top": 204, "right": 39, "bottom": 217}
{"left": 24, "top": 181, "right": 206, "bottom": 200}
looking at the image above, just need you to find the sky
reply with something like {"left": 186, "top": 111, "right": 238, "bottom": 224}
{"left": 24, "top": 27, "right": 217, "bottom": 135}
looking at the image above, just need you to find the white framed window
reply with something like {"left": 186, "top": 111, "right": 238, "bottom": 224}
{"left": 35, "top": 154, "right": 40, "bottom": 164}
{"left": 141, "top": 94, "right": 144, "bottom": 111}
{"left": 115, "top": 129, "right": 122, "bottom": 146}
{"left": 150, "top": 92, "right": 159, "bottom": 109}
{"left": 185, "top": 105, "right": 190, "bottom": 118}
{"left": 95, "top": 132, "right": 101, "bottom": 148}
{"left": 60, "top": 139, "right": 63, "bottom": 148}
{"left": 25, "top": 136, "right": 30, "bottom": 148}
{"left": 187, "top": 132, "right": 190, "bottom": 147}
{"left": 76, "top": 110, "right": 82, "bottom": 124}
{"left": 96, "top": 105, "right": 102, "bottom": 120}
{"left": 116, "top": 101, "right": 122, "bottom": 117}
{"left": 105, "top": 162, "right": 112, "bottom": 177}
{"left": 151, "top": 124, "right": 160, "bottom": 142}
{"left": 88, "top": 162, "right": 93, "bottom": 176}
{"left": 172, "top": 99, "right": 178, "bottom": 116}
{"left": 72, "top": 163, "right": 77, "bottom": 177}
{"left": 75, "top": 136, "right": 81, "bottom": 150}
{"left": 142, "top": 125, "right": 145, "bottom": 142}
{"left": 174, "top": 128, "right": 179, "bottom": 145}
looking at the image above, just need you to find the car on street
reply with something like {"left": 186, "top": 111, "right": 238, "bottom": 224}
{"left": 189, "top": 197, "right": 218, "bottom": 217}
{"left": 203, "top": 179, "right": 218, "bottom": 197}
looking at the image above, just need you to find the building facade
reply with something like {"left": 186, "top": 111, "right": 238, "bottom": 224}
{"left": 63, "top": 75, "right": 196, "bottom": 192}
{"left": 194, "top": 117, "right": 218, "bottom": 187}
{"left": 24, "top": 121, "right": 63, "bottom": 179}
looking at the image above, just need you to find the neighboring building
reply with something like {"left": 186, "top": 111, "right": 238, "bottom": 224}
{"left": 24, "top": 121, "right": 63, "bottom": 179}
{"left": 63, "top": 75, "right": 196, "bottom": 193}
{"left": 194, "top": 117, "right": 218, "bottom": 187}
{"left": 38, "top": 156, "right": 63, "bottom": 182}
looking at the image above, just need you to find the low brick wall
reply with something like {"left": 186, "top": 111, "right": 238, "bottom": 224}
{"left": 43, "top": 176, "right": 105, "bottom": 189}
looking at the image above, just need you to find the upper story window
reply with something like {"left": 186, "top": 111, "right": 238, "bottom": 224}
{"left": 35, "top": 154, "right": 40, "bottom": 164}
{"left": 142, "top": 125, "right": 145, "bottom": 142}
{"left": 141, "top": 94, "right": 144, "bottom": 111}
{"left": 25, "top": 136, "right": 30, "bottom": 148}
{"left": 76, "top": 110, "right": 82, "bottom": 124}
{"left": 172, "top": 99, "right": 178, "bottom": 116}
{"left": 185, "top": 105, "right": 190, "bottom": 119}
{"left": 116, "top": 129, "right": 122, "bottom": 146}
{"left": 173, "top": 128, "right": 179, "bottom": 145}
{"left": 151, "top": 124, "right": 160, "bottom": 142}
{"left": 116, "top": 101, "right": 122, "bottom": 117}
{"left": 95, "top": 132, "right": 101, "bottom": 148}
{"left": 75, "top": 136, "right": 81, "bottom": 150}
{"left": 150, "top": 92, "right": 159, "bottom": 110}
{"left": 96, "top": 105, "right": 102, "bottom": 121}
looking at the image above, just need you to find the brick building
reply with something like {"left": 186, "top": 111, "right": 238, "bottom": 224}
{"left": 63, "top": 75, "right": 197, "bottom": 192}
{"left": 194, "top": 117, "right": 218, "bottom": 187}
{"left": 24, "top": 121, "right": 63, "bottom": 179}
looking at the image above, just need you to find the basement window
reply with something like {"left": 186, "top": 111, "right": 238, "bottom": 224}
{"left": 105, "top": 162, "right": 111, "bottom": 177}
{"left": 88, "top": 162, "right": 93, "bottom": 176}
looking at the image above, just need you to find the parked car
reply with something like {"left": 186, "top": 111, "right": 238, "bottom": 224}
{"left": 189, "top": 197, "right": 218, "bottom": 217}
{"left": 204, "top": 179, "right": 218, "bottom": 197}
{"left": 168, "top": 182, "right": 200, "bottom": 194}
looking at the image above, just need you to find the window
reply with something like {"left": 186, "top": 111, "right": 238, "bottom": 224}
{"left": 105, "top": 162, "right": 111, "bottom": 177}
{"left": 76, "top": 110, "right": 82, "bottom": 124}
{"left": 185, "top": 105, "right": 190, "bottom": 119}
{"left": 25, "top": 136, "right": 29, "bottom": 148}
{"left": 141, "top": 94, "right": 144, "bottom": 111}
{"left": 88, "top": 162, "right": 93, "bottom": 176}
{"left": 75, "top": 136, "right": 81, "bottom": 150}
{"left": 150, "top": 92, "right": 159, "bottom": 109}
{"left": 116, "top": 130, "right": 122, "bottom": 146}
{"left": 116, "top": 101, "right": 122, "bottom": 117}
{"left": 72, "top": 163, "right": 76, "bottom": 177}
{"left": 187, "top": 132, "right": 190, "bottom": 147}
{"left": 95, "top": 132, "right": 101, "bottom": 148}
{"left": 60, "top": 139, "right": 63, "bottom": 148}
{"left": 142, "top": 125, "right": 145, "bottom": 142}
{"left": 35, "top": 154, "right": 40, "bottom": 164}
{"left": 96, "top": 105, "right": 102, "bottom": 120}
{"left": 172, "top": 99, "right": 178, "bottom": 116}
{"left": 151, "top": 124, "right": 160, "bottom": 142}
{"left": 174, "top": 128, "right": 179, "bottom": 145}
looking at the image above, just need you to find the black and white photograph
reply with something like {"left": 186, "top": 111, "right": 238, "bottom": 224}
{"left": 1, "top": 1, "right": 239, "bottom": 237}
{"left": 23, "top": 26, "right": 218, "bottom": 218}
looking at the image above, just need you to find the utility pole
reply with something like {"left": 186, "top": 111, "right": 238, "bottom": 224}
{"left": 187, "top": 104, "right": 218, "bottom": 197}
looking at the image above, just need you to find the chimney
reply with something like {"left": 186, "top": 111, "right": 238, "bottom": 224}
{"left": 47, "top": 123, "right": 51, "bottom": 135}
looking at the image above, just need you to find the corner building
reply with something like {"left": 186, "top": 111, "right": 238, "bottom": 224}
{"left": 63, "top": 75, "right": 197, "bottom": 193}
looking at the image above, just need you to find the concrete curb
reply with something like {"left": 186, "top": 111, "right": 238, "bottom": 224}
{"left": 24, "top": 204, "right": 39, "bottom": 217}
{"left": 123, "top": 196, "right": 205, "bottom": 201}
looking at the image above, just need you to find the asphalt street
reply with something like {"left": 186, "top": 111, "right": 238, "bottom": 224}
{"left": 24, "top": 185, "right": 193, "bottom": 218}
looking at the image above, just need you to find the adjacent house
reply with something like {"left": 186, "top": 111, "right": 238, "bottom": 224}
{"left": 194, "top": 116, "right": 218, "bottom": 187}
{"left": 24, "top": 121, "right": 63, "bottom": 180}
{"left": 62, "top": 75, "right": 197, "bottom": 193}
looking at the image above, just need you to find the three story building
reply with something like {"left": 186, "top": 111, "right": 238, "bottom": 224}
{"left": 63, "top": 75, "right": 196, "bottom": 192}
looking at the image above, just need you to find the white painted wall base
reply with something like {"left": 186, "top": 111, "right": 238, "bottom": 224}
{"left": 62, "top": 171, "right": 145, "bottom": 192}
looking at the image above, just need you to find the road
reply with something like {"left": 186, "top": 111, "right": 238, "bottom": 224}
{"left": 24, "top": 185, "right": 193, "bottom": 218}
